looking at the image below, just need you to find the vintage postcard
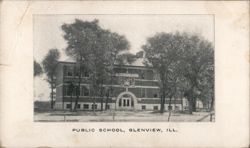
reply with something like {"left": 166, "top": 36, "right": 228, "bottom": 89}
{"left": 0, "top": 1, "right": 249, "bottom": 147}
{"left": 34, "top": 14, "right": 215, "bottom": 122}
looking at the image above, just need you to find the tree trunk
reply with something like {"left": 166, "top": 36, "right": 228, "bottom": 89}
{"left": 210, "top": 96, "right": 214, "bottom": 111}
{"left": 173, "top": 97, "right": 176, "bottom": 111}
{"left": 160, "top": 90, "right": 166, "bottom": 113}
{"left": 105, "top": 90, "right": 109, "bottom": 110}
{"left": 100, "top": 86, "right": 104, "bottom": 111}
{"left": 167, "top": 96, "right": 173, "bottom": 121}
{"left": 74, "top": 64, "right": 82, "bottom": 111}
{"left": 93, "top": 96, "right": 96, "bottom": 113}
{"left": 101, "top": 97, "right": 103, "bottom": 111}
{"left": 50, "top": 75, "right": 54, "bottom": 110}
{"left": 70, "top": 94, "right": 73, "bottom": 111}
{"left": 181, "top": 97, "right": 184, "bottom": 111}
{"left": 187, "top": 97, "right": 193, "bottom": 114}
{"left": 192, "top": 98, "right": 197, "bottom": 112}
{"left": 188, "top": 99, "right": 193, "bottom": 114}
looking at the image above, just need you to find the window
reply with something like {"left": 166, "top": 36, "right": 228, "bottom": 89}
{"left": 63, "top": 65, "right": 68, "bottom": 76}
{"left": 66, "top": 104, "right": 71, "bottom": 109}
{"left": 77, "top": 104, "right": 81, "bottom": 109}
{"left": 81, "top": 70, "right": 89, "bottom": 77}
{"left": 81, "top": 86, "right": 89, "bottom": 96}
{"left": 141, "top": 88, "right": 146, "bottom": 98}
{"left": 74, "top": 67, "right": 79, "bottom": 77}
{"left": 123, "top": 99, "right": 126, "bottom": 107}
{"left": 67, "top": 67, "right": 74, "bottom": 76}
{"left": 63, "top": 86, "right": 67, "bottom": 96}
{"left": 127, "top": 99, "right": 130, "bottom": 106}
{"left": 153, "top": 93, "right": 158, "bottom": 98}
{"left": 92, "top": 104, "right": 97, "bottom": 110}
{"left": 84, "top": 104, "right": 89, "bottom": 109}
{"left": 153, "top": 106, "right": 158, "bottom": 110}
{"left": 84, "top": 71, "right": 89, "bottom": 77}
{"left": 175, "top": 106, "right": 179, "bottom": 111}
{"left": 142, "top": 105, "right": 146, "bottom": 110}
{"left": 65, "top": 86, "right": 70, "bottom": 96}
{"left": 66, "top": 83, "right": 76, "bottom": 96}
{"left": 106, "top": 105, "right": 110, "bottom": 110}
{"left": 141, "top": 72, "right": 145, "bottom": 79}
{"left": 168, "top": 106, "right": 172, "bottom": 110}
{"left": 84, "top": 88, "right": 89, "bottom": 96}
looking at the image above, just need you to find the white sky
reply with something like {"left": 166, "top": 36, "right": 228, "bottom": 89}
{"left": 34, "top": 14, "right": 214, "bottom": 101}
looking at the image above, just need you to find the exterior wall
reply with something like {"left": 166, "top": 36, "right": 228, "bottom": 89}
{"left": 55, "top": 102, "right": 183, "bottom": 111}
{"left": 55, "top": 85, "right": 63, "bottom": 102}
{"left": 55, "top": 62, "right": 185, "bottom": 111}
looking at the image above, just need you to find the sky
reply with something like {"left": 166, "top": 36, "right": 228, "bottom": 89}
{"left": 34, "top": 14, "right": 214, "bottom": 101}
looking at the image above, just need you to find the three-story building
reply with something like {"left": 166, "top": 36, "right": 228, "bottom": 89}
{"left": 54, "top": 57, "right": 184, "bottom": 111}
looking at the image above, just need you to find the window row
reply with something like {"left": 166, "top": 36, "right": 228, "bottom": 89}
{"left": 118, "top": 99, "right": 134, "bottom": 107}
{"left": 141, "top": 105, "right": 159, "bottom": 110}
{"left": 63, "top": 85, "right": 90, "bottom": 96}
{"left": 128, "top": 88, "right": 159, "bottom": 98}
{"left": 64, "top": 66, "right": 89, "bottom": 77}
{"left": 66, "top": 103, "right": 110, "bottom": 110}
{"left": 114, "top": 68, "right": 155, "bottom": 80}
{"left": 64, "top": 65, "right": 156, "bottom": 80}
{"left": 141, "top": 105, "right": 180, "bottom": 110}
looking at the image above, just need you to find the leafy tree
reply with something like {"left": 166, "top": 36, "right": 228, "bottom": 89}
{"left": 62, "top": 19, "right": 130, "bottom": 111}
{"left": 42, "top": 48, "right": 60, "bottom": 109}
{"left": 34, "top": 60, "right": 43, "bottom": 77}
{"left": 143, "top": 32, "right": 184, "bottom": 114}
{"left": 136, "top": 51, "right": 144, "bottom": 58}
{"left": 143, "top": 32, "right": 214, "bottom": 114}
{"left": 179, "top": 34, "right": 214, "bottom": 114}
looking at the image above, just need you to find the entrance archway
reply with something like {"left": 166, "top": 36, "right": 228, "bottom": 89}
{"left": 116, "top": 91, "right": 138, "bottom": 110}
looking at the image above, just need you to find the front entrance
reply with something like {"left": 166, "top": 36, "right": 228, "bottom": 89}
{"left": 116, "top": 91, "right": 137, "bottom": 110}
{"left": 118, "top": 96, "right": 134, "bottom": 110}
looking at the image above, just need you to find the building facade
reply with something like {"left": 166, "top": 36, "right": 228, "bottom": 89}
{"left": 54, "top": 58, "right": 185, "bottom": 111}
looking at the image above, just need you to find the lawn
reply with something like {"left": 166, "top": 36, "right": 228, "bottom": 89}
{"left": 34, "top": 110, "right": 215, "bottom": 122}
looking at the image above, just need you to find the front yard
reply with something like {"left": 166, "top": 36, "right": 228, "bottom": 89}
{"left": 34, "top": 110, "right": 215, "bottom": 122}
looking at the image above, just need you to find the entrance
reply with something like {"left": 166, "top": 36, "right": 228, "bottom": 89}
{"left": 118, "top": 96, "right": 134, "bottom": 110}
{"left": 116, "top": 91, "right": 137, "bottom": 110}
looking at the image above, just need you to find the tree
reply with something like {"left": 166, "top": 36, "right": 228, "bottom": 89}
{"left": 179, "top": 34, "right": 214, "bottom": 114}
{"left": 142, "top": 32, "right": 184, "bottom": 114}
{"left": 34, "top": 60, "right": 43, "bottom": 77}
{"left": 68, "top": 82, "right": 75, "bottom": 111}
{"left": 62, "top": 19, "right": 130, "bottom": 111}
{"left": 143, "top": 32, "right": 214, "bottom": 114}
{"left": 136, "top": 51, "right": 144, "bottom": 58}
{"left": 42, "top": 49, "right": 60, "bottom": 109}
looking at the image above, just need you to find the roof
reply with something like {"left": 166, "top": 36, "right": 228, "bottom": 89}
{"left": 59, "top": 56, "right": 75, "bottom": 63}
{"left": 125, "top": 58, "right": 145, "bottom": 67}
{"left": 58, "top": 56, "right": 152, "bottom": 67}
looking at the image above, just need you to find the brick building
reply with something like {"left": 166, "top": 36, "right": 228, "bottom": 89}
{"left": 54, "top": 57, "right": 185, "bottom": 111}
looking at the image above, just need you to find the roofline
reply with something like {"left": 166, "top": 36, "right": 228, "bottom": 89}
{"left": 57, "top": 61, "right": 153, "bottom": 69}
